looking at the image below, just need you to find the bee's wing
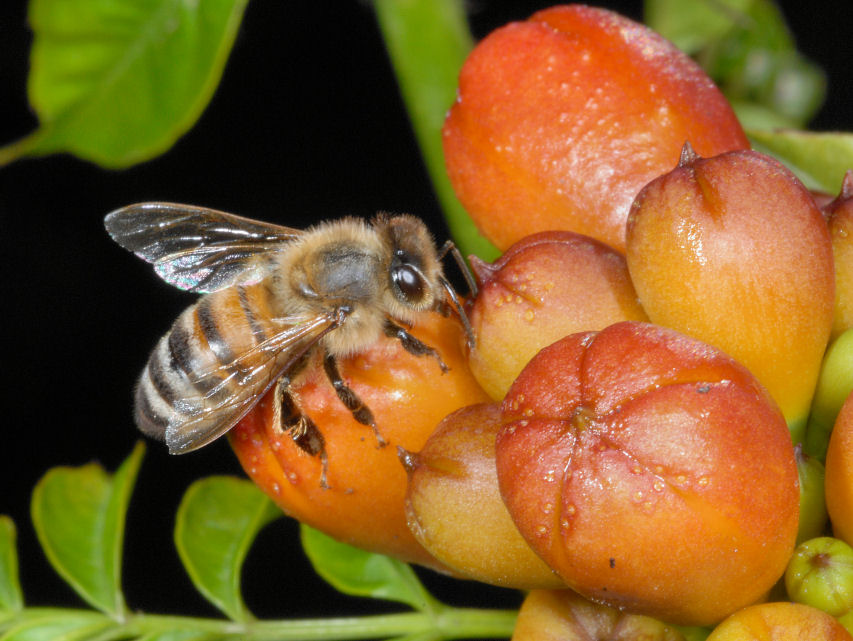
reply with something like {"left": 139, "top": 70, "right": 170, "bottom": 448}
{"left": 164, "top": 311, "right": 341, "bottom": 454}
{"left": 105, "top": 202, "right": 302, "bottom": 293}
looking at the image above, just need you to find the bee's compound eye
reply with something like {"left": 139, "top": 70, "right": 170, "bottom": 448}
{"left": 391, "top": 264, "right": 427, "bottom": 303}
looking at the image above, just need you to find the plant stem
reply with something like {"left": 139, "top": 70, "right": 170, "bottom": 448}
{"left": 373, "top": 0, "right": 500, "bottom": 261}
{"left": 4, "top": 605, "right": 518, "bottom": 641}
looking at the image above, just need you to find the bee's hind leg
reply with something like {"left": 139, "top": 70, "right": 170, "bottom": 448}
{"left": 322, "top": 351, "right": 386, "bottom": 447}
{"left": 274, "top": 381, "right": 330, "bottom": 489}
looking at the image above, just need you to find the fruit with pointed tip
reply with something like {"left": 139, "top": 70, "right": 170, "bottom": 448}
{"left": 496, "top": 321, "right": 799, "bottom": 625}
{"left": 228, "top": 313, "right": 491, "bottom": 570}
{"left": 442, "top": 4, "right": 749, "bottom": 253}
{"left": 402, "top": 402, "right": 563, "bottom": 588}
{"left": 824, "top": 390, "right": 853, "bottom": 546}
{"left": 512, "top": 589, "right": 686, "bottom": 641}
{"left": 466, "top": 231, "right": 648, "bottom": 400}
{"left": 824, "top": 170, "right": 853, "bottom": 339}
{"left": 626, "top": 145, "right": 835, "bottom": 440}
{"left": 706, "top": 602, "right": 853, "bottom": 640}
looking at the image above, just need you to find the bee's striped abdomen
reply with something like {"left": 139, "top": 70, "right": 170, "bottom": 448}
{"left": 133, "top": 282, "right": 279, "bottom": 445}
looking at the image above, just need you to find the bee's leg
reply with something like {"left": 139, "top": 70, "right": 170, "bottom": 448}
{"left": 383, "top": 319, "right": 449, "bottom": 373}
{"left": 274, "top": 380, "right": 330, "bottom": 489}
{"left": 322, "top": 351, "right": 386, "bottom": 447}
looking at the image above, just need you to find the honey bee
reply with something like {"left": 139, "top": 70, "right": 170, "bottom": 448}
{"left": 105, "top": 202, "right": 475, "bottom": 486}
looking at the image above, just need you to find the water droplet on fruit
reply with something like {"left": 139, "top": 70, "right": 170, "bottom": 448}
{"left": 524, "top": 309, "right": 535, "bottom": 322}
{"left": 543, "top": 502, "right": 554, "bottom": 514}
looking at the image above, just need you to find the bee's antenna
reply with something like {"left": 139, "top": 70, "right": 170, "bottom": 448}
{"left": 437, "top": 240, "right": 478, "bottom": 298}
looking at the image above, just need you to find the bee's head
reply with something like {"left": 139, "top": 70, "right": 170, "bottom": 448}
{"left": 376, "top": 214, "right": 442, "bottom": 314}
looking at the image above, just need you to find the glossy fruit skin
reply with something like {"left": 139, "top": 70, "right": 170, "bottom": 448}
{"left": 795, "top": 446, "right": 829, "bottom": 544}
{"left": 511, "top": 589, "right": 685, "bottom": 641}
{"left": 626, "top": 147, "right": 835, "bottom": 438}
{"left": 785, "top": 536, "right": 853, "bottom": 617}
{"left": 442, "top": 4, "right": 749, "bottom": 254}
{"left": 825, "top": 391, "right": 853, "bottom": 546}
{"left": 467, "top": 231, "right": 648, "bottom": 400}
{"left": 825, "top": 170, "right": 853, "bottom": 339}
{"left": 496, "top": 322, "right": 799, "bottom": 625}
{"left": 706, "top": 602, "right": 853, "bottom": 640}
{"left": 403, "top": 403, "right": 564, "bottom": 589}
{"left": 228, "top": 313, "right": 491, "bottom": 570}
{"left": 806, "top": 328, "right": 853, "bottom": 460}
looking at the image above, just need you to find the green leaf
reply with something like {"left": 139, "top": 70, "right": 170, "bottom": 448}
{"left": 729, "top": 99, "right": 800, "bottom": 131}
{"left": 0, "top": 0, "right": 249, "bottom": 168}
{"left": 644, "top": 0, "right": 749, "bottom": 55}
{"left": 647, "top": 0, "right": 825, "bottom": 127}
{"left": 0, "top": 609, "right": 114, "bottom": 641}
{"left": 747, "top": 129, "right": 853, "bottom": 194}
{"left": 374, "top": 0, "right": 499, "bottom": 261}
{"left": 174, "top": 476, "right": 282, "bottom": 623}
{"left": 0, "top": 517, "right": 23, "bottom": 613}
{"left": 30, "top": 442, "right": 145, "bottom": 617}
{"left": 300, "top": 525, "right": 439, "bottom": 613}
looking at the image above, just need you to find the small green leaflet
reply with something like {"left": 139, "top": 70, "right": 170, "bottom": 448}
{"left": 300, "top": 524, "right": 440, "bottom": 613}
{"left": 0, "top": 609, "right": 117, "bottom": 641}
{"left": 174, "top": 476, "right": 283, "bottom": 622}
{"left": 0, "top": 0, "right": 249, "bottom": 168}
{"left": 374, "top": 0, "right": 499, "bottom": 262}
{"left": 646, "top": 0, "right": 825, "bottom": 128}
{"left": 30, "top": 441, "right": 144, "bottom": 618}
{"left": 748, "top": 129, "right": 853, "bottom": 195}
{"left": 0, "top": 516, "right": 23, "bottom": 615}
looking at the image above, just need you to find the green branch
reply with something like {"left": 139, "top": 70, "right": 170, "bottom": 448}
{"left": 374, "top": 0, "right": 499, "bottom": 261}
{"left": 0, "top": 448, "right": 518, "bottom": 641}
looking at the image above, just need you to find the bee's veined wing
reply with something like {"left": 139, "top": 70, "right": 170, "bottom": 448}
{"left": 104, "top": 202, "right": 302, "bottom": 293}
{"left": 164, "top": 311, "right": 343, "bottom": 454}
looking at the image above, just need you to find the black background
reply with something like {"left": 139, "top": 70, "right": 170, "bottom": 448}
{"left": 1, "top": 0, "right": 851, "bottom": 622}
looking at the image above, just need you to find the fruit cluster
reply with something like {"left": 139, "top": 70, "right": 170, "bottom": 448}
{"left": 230, "top": 4, "right": 853, "bottom": 639}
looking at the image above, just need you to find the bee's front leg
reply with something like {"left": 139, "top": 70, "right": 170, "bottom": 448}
{"left": 274, "top": 380, "right": 330, "bottom": 489}
{"left": 383, "top": 318, "right": 449, "bottom": 373}
{"left": 322, "top": 351, "right": 386, "bottom": 447}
